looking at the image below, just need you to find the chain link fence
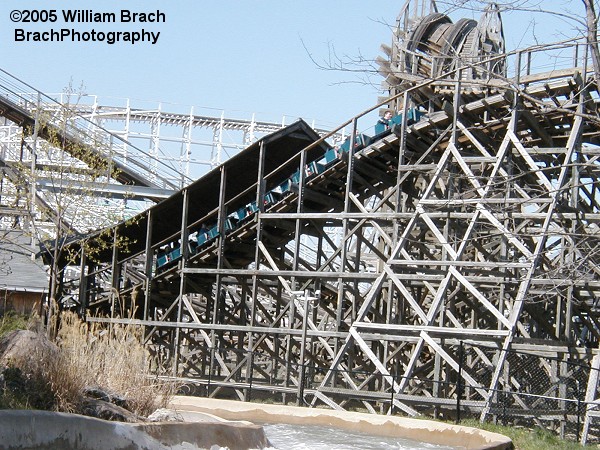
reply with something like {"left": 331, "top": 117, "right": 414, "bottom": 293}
{"left": 456, "top": 342, "right": 594, "bottom": 443}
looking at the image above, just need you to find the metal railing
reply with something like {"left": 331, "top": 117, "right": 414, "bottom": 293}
{"left": 0, "top": 67, "right": 188, "bottom": 191}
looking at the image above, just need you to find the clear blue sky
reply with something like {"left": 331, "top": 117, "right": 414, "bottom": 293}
{"left": 0, "top": 1, "right": 588, "bottom": 129}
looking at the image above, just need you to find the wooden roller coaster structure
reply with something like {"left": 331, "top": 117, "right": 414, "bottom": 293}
{"left": 53, "top": 0, "right": 600, "bottom": 432}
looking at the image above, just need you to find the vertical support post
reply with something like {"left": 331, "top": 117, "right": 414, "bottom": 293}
{"left": 213, "top": 166, "right": 228, "bottom": 324}
{"left": 389, "top": 91, "right": 411, "bottom": 391}
{"left": 352, "top": 225, "right": 363, "bottom": 322}
{"left": 336, "top": 117, "right": 358, "bottom": 347}
{"left": 436, "top": 82, "right": 456, "bottom": 400}
{"left": 456, "top": 340, "right": 463, "bottom": 424}
{"left": 124, "top": 99, "right": 131, "bottom": 163}
{"left": 110, "top": 228, "right": 119, "bottom": 320}
{"left": 78, "top": 246, "right": 87, "bottom": 317}
{"left": 502, "top": 388, "right": 507, "bottom": 426}
{"left": 451, "top": 66, "right": 462, "bottom": 144}
{"left": 565, "top": 56, "right": 586, "bottom": 342}
{"left": 583, "top": 41, "right": 589, "bottom": 84}
{"left": 150, "top": 106, "right": 161, "bottom": 181}
{"left": 390, "top": 376, "right": 395, "bottom": 415}
{"left": 215, "top": 111, "right": 225, "bottom": 167}
{"left": 287, "top": 149, "right": 307, "bottom": 397}
{"left": 577, "top": 376, "right": 582, "bottom": 443}
{"left": 581, "top": 354, "right": 600, "bottom": 445}
{"left": 246, "top": 141, "right": 266, "bottom": 401}
{"left": 143, "top": 210, "right": 153, "bottom": 322}
{"left": 183, "top": 106, "right": 193, "bottom": 187}
{"left": 29, "top": 92, "right": 41, "bottom": 260}
{"left": 298, "top": 290, "right": 309, "bottom": 405}
{"left": 394, "top": 91, "right": 410, "bottom": 212}
{"left": 273, "top": 276, "right": 283, "bottom": 386}
{"left": 292, "top": 149, "right": 307, "bottom": 276}
{"left": 173, "top": 189, "right": 189, "bottom": 377}
{"left": 238, "top": 281, "right": 248, "bottom": 382}
{"left": 559, "top": 356, "right": 568, "bottom": 437}
{"left": 209, "top": 167, "right": 228, "bottom": 380}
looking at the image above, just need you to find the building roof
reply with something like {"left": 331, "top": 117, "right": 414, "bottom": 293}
{"left": 0, "top": 230, "right": 48, "bottom": 293}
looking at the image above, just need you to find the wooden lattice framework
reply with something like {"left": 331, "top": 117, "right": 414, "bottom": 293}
{"left": 58, "top": 4, "right": 600, "bottom": 426}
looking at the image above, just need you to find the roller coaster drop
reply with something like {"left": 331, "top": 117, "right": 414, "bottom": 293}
{"left": 47, "top": 0, "right": 600, "bottom": 433}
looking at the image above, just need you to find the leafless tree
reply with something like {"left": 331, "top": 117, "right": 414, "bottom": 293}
{"left": 9, "top": 85, "right": 137, "bottom": 334}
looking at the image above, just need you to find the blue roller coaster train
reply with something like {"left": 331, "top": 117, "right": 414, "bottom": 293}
{"left": 155, "top": 108, "right": 425, "bottom": 271}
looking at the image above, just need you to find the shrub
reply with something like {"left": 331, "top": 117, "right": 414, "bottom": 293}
{"left": 0, "top": 330, "right": 61, "bottom": 411}
{"left": 0, "top": 312, "right": 29, "bottom": 337}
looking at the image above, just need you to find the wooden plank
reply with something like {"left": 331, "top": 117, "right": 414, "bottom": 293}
{"left": 354, "top": 322, "right": 510, "bottom": 337}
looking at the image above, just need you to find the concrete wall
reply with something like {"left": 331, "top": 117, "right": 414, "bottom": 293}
{"left": 0, "top": 409, "right": 270, "bottom": 450}
{"left": 169, "top": 396, "right": 514, "bottom": 450}
{"left": 0, "top": 398, "right": 514, "bottom": 450}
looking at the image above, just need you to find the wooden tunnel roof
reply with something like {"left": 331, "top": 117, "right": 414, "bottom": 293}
{"left": 62, "top": 119, "right": 330, "bottom": 264}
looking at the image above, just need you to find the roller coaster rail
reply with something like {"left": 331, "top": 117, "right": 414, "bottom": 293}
{"left": 51, "top": 96, "right": 344, "bottom": 180}
{"left": 0, "top": 68, "right": 342, "bottom": 192}
{"left": 0, "top": 67, "right": 344, "bottom": 237}
{"left": 0, "top": 67, "right": 190, "bottom": 192}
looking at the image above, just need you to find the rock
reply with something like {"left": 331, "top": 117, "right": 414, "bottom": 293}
{"left": 0, "top": 331, "right": 59, "bottom": 409}
{"left": 147, "top": 408, "right": 184, "bottom": 422}
{"left": 0, "top": 330, "right": 58, "bottom": 367}
{"left": 83, "top": 385, "right": 129, "bottom": 409}
{"left": 80, "top": 398, "right": 141, "bottom": 423}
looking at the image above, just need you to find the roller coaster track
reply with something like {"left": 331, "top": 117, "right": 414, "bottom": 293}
{"left": 68, "top": 102, "right": 342, "bottom": 183}
{"left": 40, "top": 2, "right": 600, "bottom": 438}
{"left": 0, "top": 69, "right": 330, "bottom": 201}
{"left": 62, "top": 34, "right": 600, "bottom": 424}
{"left": 73, "top": 103, "right": 334, "bottom": 137}
{"left": 0, "top": 69, "right": 184, "bottom": 195}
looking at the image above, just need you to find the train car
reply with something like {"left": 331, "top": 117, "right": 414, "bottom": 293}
{"left": 339, "top": 133, "right": 370, "bottom": 153}
{"left": 155, "top": 110, "right": 427, "bottom": 271}
{"left": 322, "top": 148, "right": 339, "bottom": 165}
{"left": 373, "top": 107, "right": 426, "bottom": 138}
{"left": 389, "top": 108, "right": 425, "bottom": 127}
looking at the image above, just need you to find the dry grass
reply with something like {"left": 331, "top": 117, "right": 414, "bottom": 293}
{"left": 52, "top": 312, "right": 175, "bottom": 416}
{"left": 3, "top": 311, "right": 176, "bottom": 417}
